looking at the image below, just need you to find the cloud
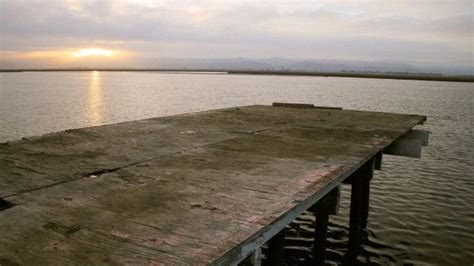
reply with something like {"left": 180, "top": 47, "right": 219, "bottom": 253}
{"left": 0, "top": 0, "right": 472, "bottom": 69}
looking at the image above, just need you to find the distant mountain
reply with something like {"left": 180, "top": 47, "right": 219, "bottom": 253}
{"left": 287, "top": 60, "right": 420, "bottom": 73}
{"left": 150, "top": 57, "right": 273, "bottom": 70}
{"left": 129, "top": 57, "right": 471, "bottom": 75}
{"left": 2, "top": 56, "right": 472, "bottom": 75}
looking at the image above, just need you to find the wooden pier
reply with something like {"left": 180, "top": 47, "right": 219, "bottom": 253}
{"left": 0, "top": 104, "right": 428, "bottom": 265}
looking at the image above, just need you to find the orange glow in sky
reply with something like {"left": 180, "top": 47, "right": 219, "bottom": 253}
{"left": 0, "top": 47, "right": 131, "bottom": 68}
{"left": 72, "top": 48, "right": 115, "bottom": 57}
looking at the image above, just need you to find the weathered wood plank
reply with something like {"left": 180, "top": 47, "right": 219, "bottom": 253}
{"left": 0, "top": 105, "right": 427, "bottom": 265}
{"left": 272, "top": 102, "right": 315, "bottom": 108}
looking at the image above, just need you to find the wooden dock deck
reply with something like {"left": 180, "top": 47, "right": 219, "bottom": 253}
{"left": 0, "top": 104, "right": 427, "bottom": 265}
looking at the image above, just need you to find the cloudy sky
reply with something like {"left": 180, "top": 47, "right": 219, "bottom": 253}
{"left": 0, "top": 0, "right": 472, "bottom": 70}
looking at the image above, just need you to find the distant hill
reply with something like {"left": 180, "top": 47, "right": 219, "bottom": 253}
{"left": 129, "top": 57, "right": 472, "bottom": 75}
{"left": 1, "top": 57, "right": 472, "bottom": 75}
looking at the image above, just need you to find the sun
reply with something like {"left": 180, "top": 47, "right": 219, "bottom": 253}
{"left": 72, "top": 48, "right": 115, "bottom": 57}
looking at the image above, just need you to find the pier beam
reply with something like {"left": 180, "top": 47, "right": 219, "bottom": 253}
{"left": 346, "top": 158, "right": 374, "bottom": 264}
{"left": 266, "top": 229, "right": 286, "bottom": 265}
{"left": 384, "top": 129, "right": 429, "bottom": 158}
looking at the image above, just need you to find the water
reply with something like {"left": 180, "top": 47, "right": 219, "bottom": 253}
{"left": 0, "top": 71, "right": 472, "bottom": 265}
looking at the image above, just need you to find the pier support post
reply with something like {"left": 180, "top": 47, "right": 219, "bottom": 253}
{"left": 374, "top": 151, "right": 383, "bottom": 170}
{"left": 251, "top": 248, "right": 262, "bottom": 266}
{"left": 346, "top": 158, "right": 374, "bottom": 264}
{"left": 267, "top": 228, "right": 286, "bottom": 265}
{"left": 310, "top": 186, "right": 339, "bottom": 265}
{"left": 313, "top": 206, "right": 329, "bottom": 265}
{"left": 240, "top": 248, "right": 262, "bottom": 266}
{"left": 360, "top": 161, "right": 374, "bottom": 229}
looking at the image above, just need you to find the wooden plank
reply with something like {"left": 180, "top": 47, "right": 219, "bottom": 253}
{"left": 272, "top": 102, "right": 315, "bottom": 108}
{"left": 1, "top": 148, "right": 348, "bottom": 265}
{"left": 0, "top": 105, "right": 427, "bottom": 265}
{"left": 272, "top": 102, "right": 342, "bottom": 110}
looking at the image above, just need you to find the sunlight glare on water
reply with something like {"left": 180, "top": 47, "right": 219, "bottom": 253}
{"left": 87, "top": 71, "right": 104, "bottom": 125}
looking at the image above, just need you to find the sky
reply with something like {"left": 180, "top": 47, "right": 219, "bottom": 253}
{"left": 0, "top": 0, "right": 472, "bottom": 71}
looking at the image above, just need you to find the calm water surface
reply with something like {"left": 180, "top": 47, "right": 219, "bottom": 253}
{"left": 0, "top": 72, "right": 473, "bottom": 265}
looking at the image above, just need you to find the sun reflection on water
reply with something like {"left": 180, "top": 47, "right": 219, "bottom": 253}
{"left": 87, "top": 71, "right": 104, "bottom": 125}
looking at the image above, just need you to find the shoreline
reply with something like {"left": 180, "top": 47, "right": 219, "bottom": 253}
{"left": 0, "top": 68, "right": 472, "bottom": 82}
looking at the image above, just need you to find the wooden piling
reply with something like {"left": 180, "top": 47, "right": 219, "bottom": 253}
{"left": 311, "top": 186, "right": 339, "bottom": 265}
{"left": 267, "top": 229, "right": 287, "bottom": 265}
{"left": 374, "top": 151, "right": 383, "bottom": 170}
{"left": 314, "top": 210, "right": 329, "bottom": 265}
{"left": 240, "top": 248, "right": 262, "bottom": 266}
{"left": 360, "top": 159, "right": 374, "bottom": 230}
{"left": 346, "top": 158, "right": 375, "bottom": 264}
{"left": 347, "top": 175, "right": 362, "bottom": 264}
